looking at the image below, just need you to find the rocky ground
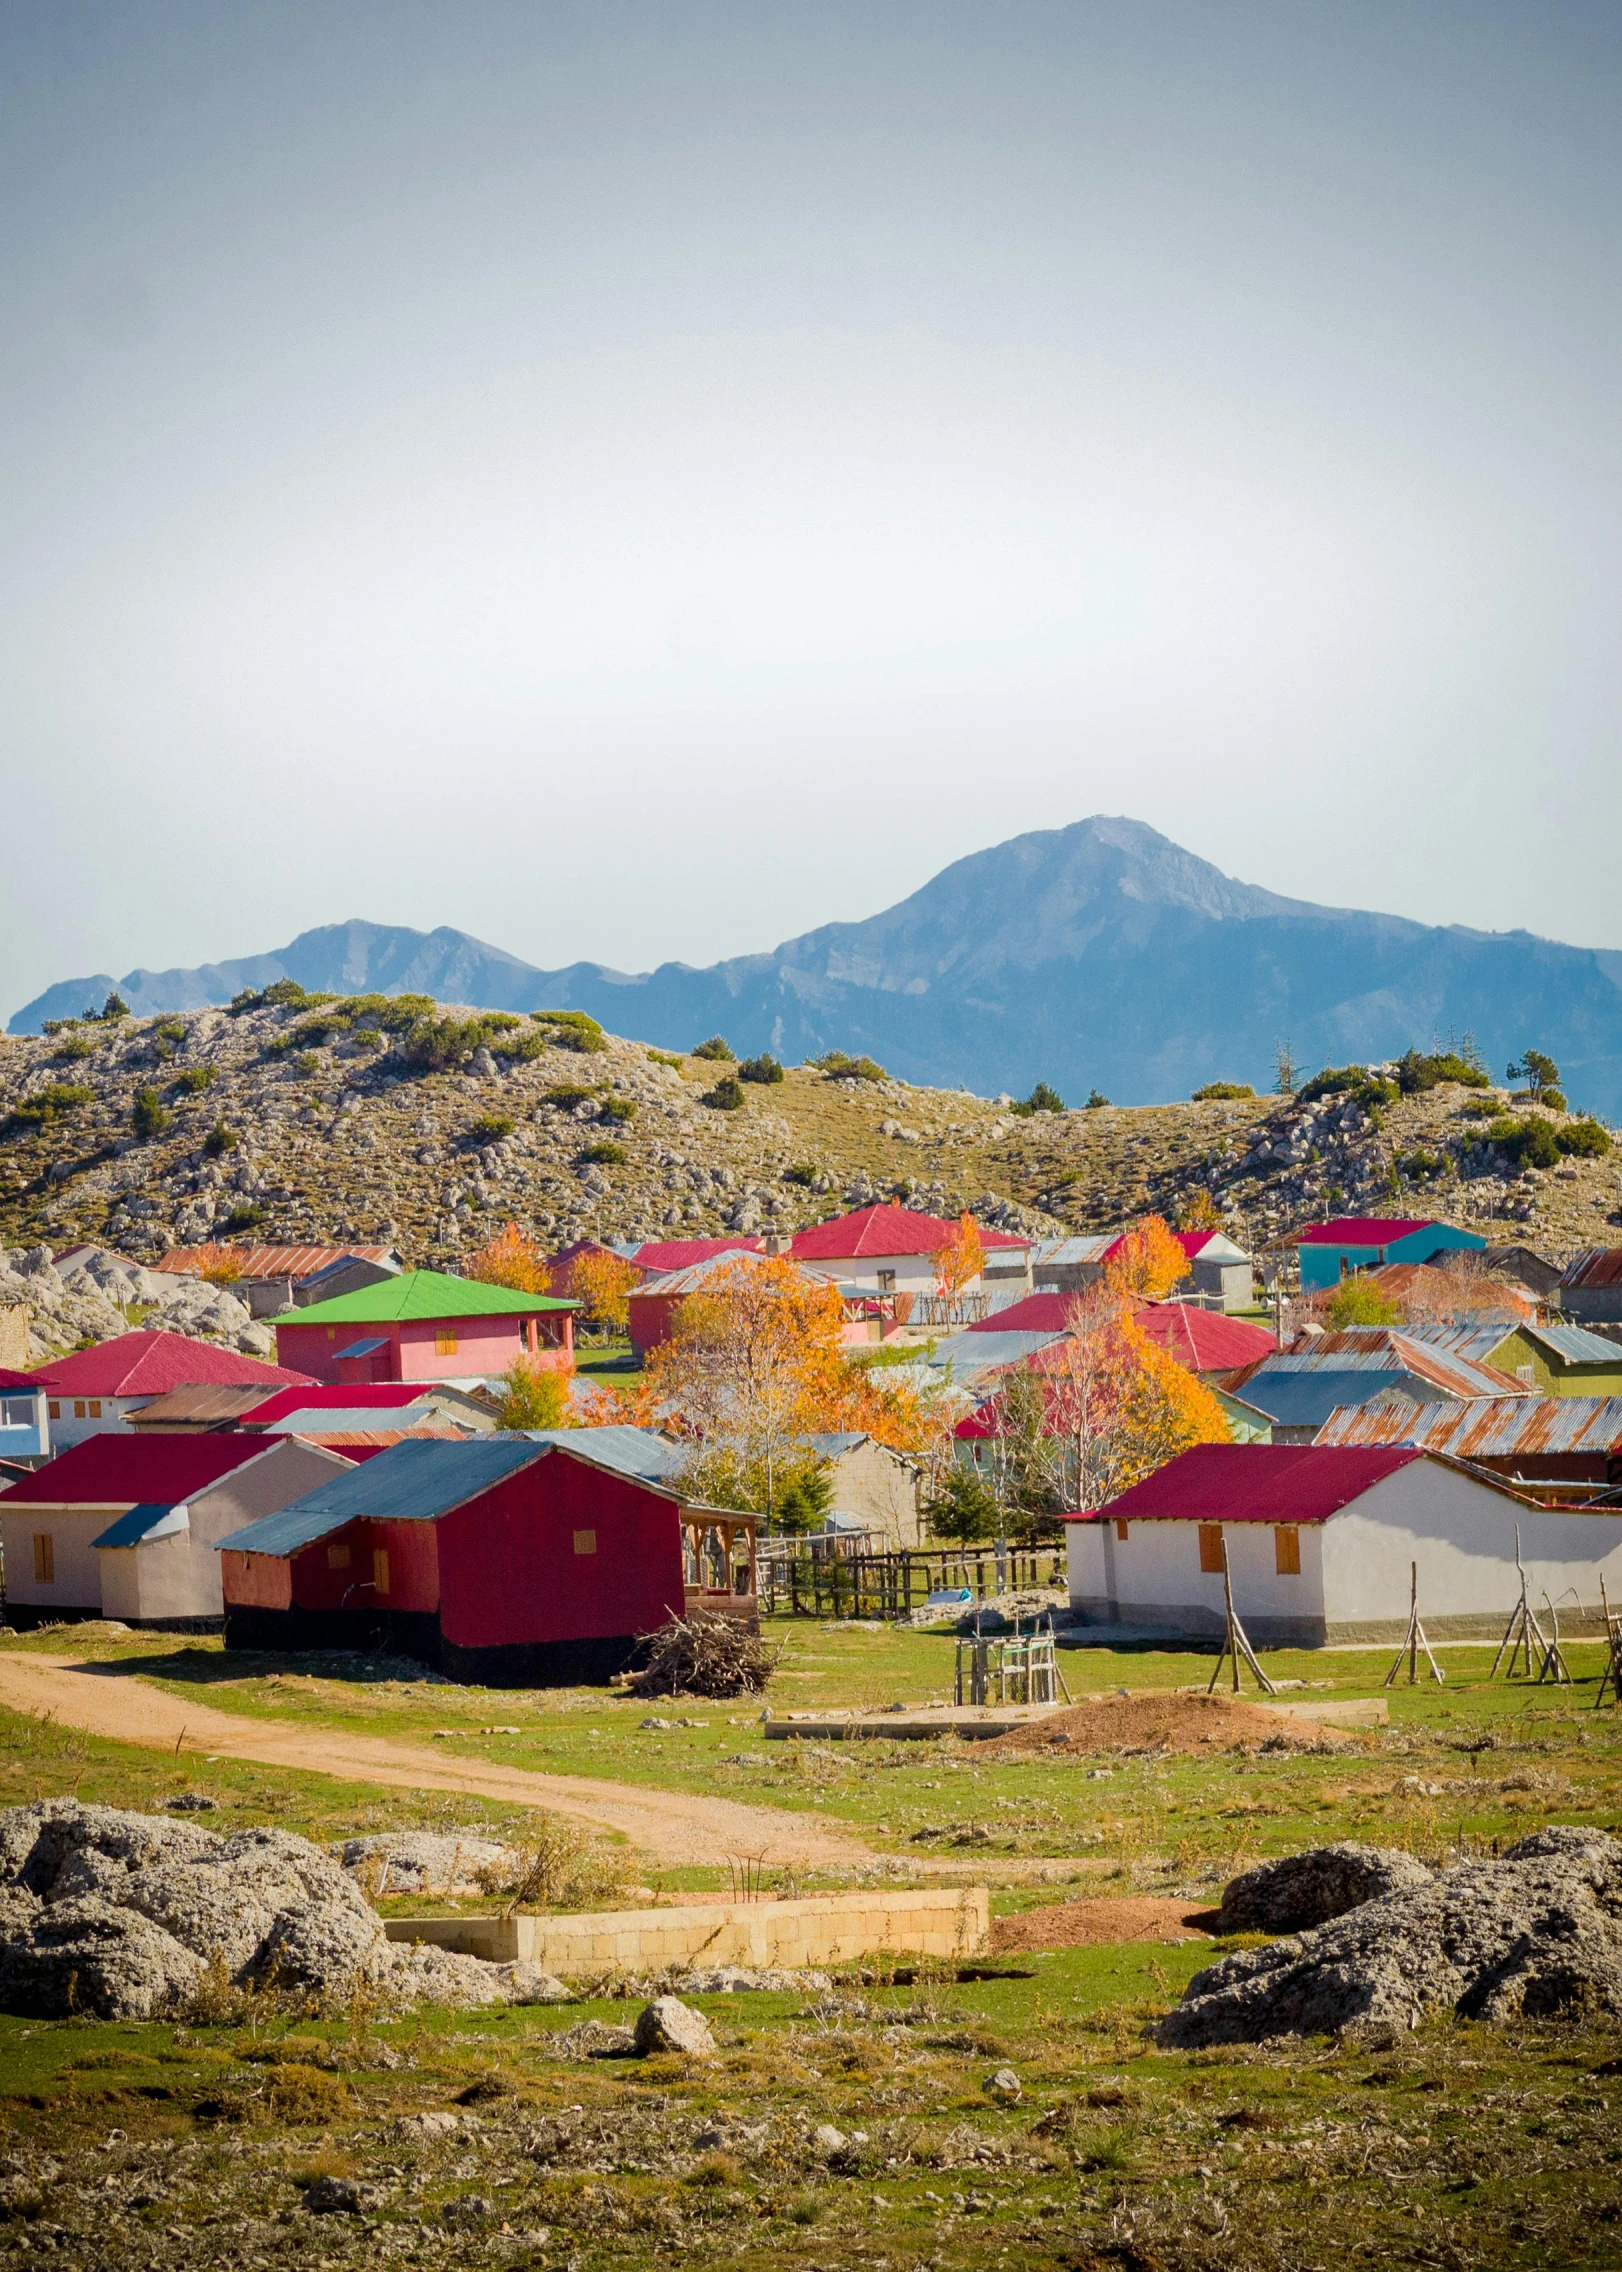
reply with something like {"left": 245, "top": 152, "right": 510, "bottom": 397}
{"left": 0, "top": 998, "right": 1617, "bottom": 1292}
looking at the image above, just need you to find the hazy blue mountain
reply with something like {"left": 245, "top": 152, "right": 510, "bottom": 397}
{"left": 14, "top": 819, "right": 1622, "bottom": 1114}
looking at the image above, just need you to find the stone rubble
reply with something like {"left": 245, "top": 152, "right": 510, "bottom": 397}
{"left": 1213, "top": 1840, "right": 1435, "bottom": 1934}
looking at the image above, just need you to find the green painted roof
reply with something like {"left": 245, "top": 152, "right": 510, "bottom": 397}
{"left": 277, "top": 1268, "right": 575, "bottom": 1326}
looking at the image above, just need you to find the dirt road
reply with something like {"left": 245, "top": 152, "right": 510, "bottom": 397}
{"left": 0, "top": 1651, "right": 871, "bottom": 1871}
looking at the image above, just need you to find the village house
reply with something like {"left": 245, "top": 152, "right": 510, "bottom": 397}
{"left": 1558, "top": 1248, "right": 1622, "bottom": 1331}
{"left": 1066, "top": 1442, "right": 1622, "bottom": 1645}
{"left": 0, "top": 1432, "right": 350, "bottom": 1629}
{"left": 797, "top": 1432, "right": 924, "bottom": 1548}
{"left": 28, "top": 1332, "right": 312, "bottom": 1449}
{"left": 1028, "top": 1231, "right": 1255, "bottom": 1311}
{"left": 0, "top": 1368, "right": 50, "bottom": 1469}
{"left": 217, "top": 1430, "right": 754, "bottom": 1684}
{"left": 1407, "top": 1319, "right": 1622, "bottom": 1399}
{"left": 1314, "top": 1391, "right": 1622, "bottom": 1503}
{"left": 791, "top": 1203, "right": 1031, "bottom": 1309}
{"left": 1294, "top": 1216, "right": 1486, "bottom": 1292}
{"left": 155, "top": 1241, "right": 404, "bottom": 1319}
{"left": 1220, "top": 1327, "right": 1523, "bottom": 1444}
{"left": 271, "top": 1268, "right": 576, "bottom": 1387}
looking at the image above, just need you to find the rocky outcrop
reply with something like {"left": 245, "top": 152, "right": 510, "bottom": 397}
{"left": 1214, "top": 1842, "right": 1434, "bottom": 1934}
{"left": 1159, "top": 1827, "right": 1622, "bottom": 2046}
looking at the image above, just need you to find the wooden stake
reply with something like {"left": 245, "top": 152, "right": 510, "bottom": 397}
{"left": 1206, "top": 1536, "right": 1277, "bottom": 1696}
{"left": 1384, "top": 1561, "right": 1444, "bottom": 1687}
{"left": 1595, "top": 1576, "right": 1622, "bottom": 1710}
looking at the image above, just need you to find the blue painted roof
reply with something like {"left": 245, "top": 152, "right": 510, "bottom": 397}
{"left": 522, "top": 1426, "right": 688, "bottom": 1488}
{"left": 333, "top": 1337, "right": 390, "bottom": 1361}
{"left": 1234, "top": 1370, "right": 1412, "bottom": 1428}
{"left": 92, "top": 1502, "right": 188, "bottom": 1549}
{"left": 216, "top": 1437, "right": 547, "bottom": 1558}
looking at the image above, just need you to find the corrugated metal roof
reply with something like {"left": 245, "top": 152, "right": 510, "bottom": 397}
{"left": 156, "top": 1243, "right": 399, "bottom": 1280}
{"left": 1066, "top": 1442, "right": 1423, "bottom": 1524}
{"left": 217, "top": 1437, "right": 547, "bottom": 1556}
{"left": 792, "top": 1204, "right": 1025, "bottom": 1261}
{"left": 629, "top": 1251, "right": 790, "bottom": 1300}
{"left": 1290, "top": 1330, "right": 1525, "bottom": 1400}
{"left": 1561, "top": 1247, "right": 1622, "bottom": 1291}
{"left": 1522, "top": 1323, "right": 1622, "bottom": 1367}
{"left": 2, "top": 1433, "right": 274, "bottom": 1505}
{"left": 522, "top": 1426, "right": 689, "bottom": 1488}
{"left": 91, "top": 1502, "right": 188, "bottom": 1549}
{"left": 1296, "top": 1217, "right": 1437, "bottom": 1245}
{"left": 263, "top": 1405, "right": 449, "bottom": 1434}
{"left": 126, "top": 1385, "right": 284, "bottom": 1426}
{"left": 29, "top": 1333, "right": 312, "bottom": 1399}
{"left": 629, "top": 1237, "right": 764, "bottom": 1273}
{"left": 927, "top": 1330, "right": 1064, "bottom": 1378}
{"left": 1316, "top": 1392, "right": 1622, "bottom": 1456}
{"left": 1030, "top": 1236, "right": 1115, "bottom": 1266}
{"left": 1229, "top": 1370, "right": 1412, "bottom": 1429}
{"left": 283, "top": 1268, "right": 575, "bottom": 1326}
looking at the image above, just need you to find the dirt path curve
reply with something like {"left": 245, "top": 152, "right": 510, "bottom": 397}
{"left": 0, "top": 1653, "right": 871, "bottom": 1872}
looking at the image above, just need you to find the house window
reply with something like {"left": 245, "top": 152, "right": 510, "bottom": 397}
{"left": 573, "top": 1529, "right": 597, "bottom": 1556}
{"left": 1115, "top": 1520, "right": 1130, "bottom": 1542}
{"left": 1516, "top": 1365, "right": 1535, "bottom": 1385}
{"left": 1275, "top": 1525, "right": 1301, "bottom": 1576}
{"left": 327, "top": 1327, "right": 336, "bottom": 1340}
{"left": 1198, "top": 1523, "right": 1225, "bottom": 1575}
{"left": 33, "top": 1534, "right": 53, "bottom": 1584}
{"left": 73, "top": 1401, "right": 86, "bottom": 1420}
{"left": 876, "top": 1270, "right": 896, "bottom": 1293}
{"left": 88, "top": 1401, "right": 102, "bottom": 1419}
{"left": 372, "top": 1548, "right": 390, "bottom": 1595}
{"left": 327, "top": 1542, "right": 351, "bottom": 1571}
{"left": 47, "top": 1401, "right": 60, "bottom": 1420}
{"left": 435, "top": 1328, "right": 459, "bottom": 1356}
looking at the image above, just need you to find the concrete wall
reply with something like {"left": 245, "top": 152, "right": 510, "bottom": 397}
{"left": 42, "top": 1394, "right": 146, "bottom": 1449}
{"left": 0, "top": 1505, "right": 109, "bottom": 1614}
{"left": 387, "top": 1887, "right": 989, "bottom": 1972}
{"left": 826, "top": 1440, "right": 923, "bottom": 1548}
{"left": 1067, "top": 1509, "right": 1328, "bottom": 1644}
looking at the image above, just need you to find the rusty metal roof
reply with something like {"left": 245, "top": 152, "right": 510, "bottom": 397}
{"left": 1300, "top": 1329, "right": 1525, "bottom": 1399}
{"left": 1561, "top": 1247, "right": 1622, "bottom": 1291}
{"left": 155, "top": 1243, "right": 399, "bottom": 1281}
{"left": 1315, "top": 1392, "right": 1622, "bottom": 1456}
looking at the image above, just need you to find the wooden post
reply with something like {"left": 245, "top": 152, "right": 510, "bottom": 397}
{"left": 1384, "top": 1561, "right": 1444, "bottom": 1687}
{"left": 1206, "top": 1536, "right": 1277, "bottom": 1695}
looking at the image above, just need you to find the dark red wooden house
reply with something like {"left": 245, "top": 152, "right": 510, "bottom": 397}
{"left": 216, "top": 1428, "right": 756, "bottom": 1685}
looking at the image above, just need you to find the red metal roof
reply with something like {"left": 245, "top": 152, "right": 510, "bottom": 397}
{"left": 631, "top": 1237, "right": 765, "bottom": 1273}
{"left": 1065, "top": 1442, "right": 1423, "bottom": 1525}
{"left": 30, "top": 1333, "right": 313, "bottom": 1399}
{"left": 155, "top": 1243, "right": 397, "bottom": 1279}
{"left": 241, "top": 1382, "right": 437, "bottom": 1424}
{"left": 0, "top": 1432, "right": 280, "bottom": 1505}
{"left": 1098, "top": 1228, "right": 1227, "bottom": 1264}
{"left": 1129, "top": 1302, "right": 1277, "bottom": 1370}
{"left": 1296, "top": 1218, "right": 1436, "bottom": 1246}
{"left": 1562, "top": 1247, "right": 1622, "bottom": 1291}
{"left": 0, "top": 1370, "right": 38, "bottom": 1394}
{"left": 792, "top": 1204, "right": 1024, "bottom": 1262}
{"left": 966, "top": 1292, "right": 1074, "bottom": 1334}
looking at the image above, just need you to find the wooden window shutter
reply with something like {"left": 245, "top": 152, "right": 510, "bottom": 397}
{"left": 33, "top": 1533, "right": 53, "bottom": 1584}
{"left": 1115, "top": 1519, "right": 1129, "bottom": 1541}
{"left": 373, "top": 1547, "right": 390, "bottom": 1595}
{"left": 435, "top": 1327, "right": 459, "bottom": 1356}
{"left": 1198, "top": 1523, "right": 1224, "bottom": 1574}
{"left": 1275, "top": 1525, "right": 1301, "bottom": 1576}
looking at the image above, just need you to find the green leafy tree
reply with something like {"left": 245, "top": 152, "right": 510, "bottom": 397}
{"left": 1012, "top": 1081, "right": 1065, "bottom": 1116}
{"left": 1556, "top": 1120, "right": 1612, "bottom": 1159}
{"left": 925, "top": 1463, "right": 1002, "bottom": 1544}
{"left": 1084, "top": 1089, "right": 1111, "bottom": 1109}
{"left": 131, "top": 1085, "right": 169, "bottom": 1140}
{"left": 496, "top": 1357, "right": 573, "bottom": 1431}
{"left": 738, "top": 1054, "right": 785, "bottom": 1084}
{"left": 1325, "top": 1273, "right": 1402, "bottom": 1328}
{"left": 203, "top": 1122, "right": 239, "bottom": 1157}
{"left": 774, "top": 1465, "right": 834, "bottom": 1536}
{"left": 692, "top": 1035, "right": 736, "bottom": 1061}
{"left": 1507, "top": 1049, "right": 1560, "bottom": 1101}
{"left": 700, "top": 1076, "right": 746, "bottom": 1111}
{"left": 1274, "top": 1040, "right": 1299, "bottom": 1094}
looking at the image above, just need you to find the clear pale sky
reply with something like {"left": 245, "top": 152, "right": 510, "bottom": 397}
{"left": 1, "top": 1, "right": 1617, "bottom": 1015}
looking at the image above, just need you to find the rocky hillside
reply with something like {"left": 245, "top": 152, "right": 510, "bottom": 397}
{"left": 0, "top": 995, "right": 1617, "bottom": 1291}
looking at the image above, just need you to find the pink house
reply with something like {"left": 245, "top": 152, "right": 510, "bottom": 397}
{"left": 273, "top": 1269, "right": 576, "bottom": 1387}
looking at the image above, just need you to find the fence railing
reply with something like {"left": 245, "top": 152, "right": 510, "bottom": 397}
{"left": 757, "top": 1544, "right": 1065, "bottom": 1621}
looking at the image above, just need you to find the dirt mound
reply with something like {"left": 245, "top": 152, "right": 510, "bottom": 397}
{"left": 0, "top": 1799, "right": 532, "bottom": 2021}
{"left": 1158, "top": 1827, "right": 1622, "bottom": 2046}
{"left": 991, "top": 1897, "right": 1215, "bottom": 1953}
{"left": 1215, "top": 1842, "right": 1433, "bottom": 1934}
{"left": 979, "top": 1691, "right": 1352, "bottom": 1758}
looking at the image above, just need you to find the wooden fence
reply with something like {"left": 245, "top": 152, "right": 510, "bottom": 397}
{"left": 757, "top": 1544, "right": 1065, "bottom": 1621}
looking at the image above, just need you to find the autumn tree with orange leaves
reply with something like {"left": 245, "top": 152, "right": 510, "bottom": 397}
{"left": 607, "top": 1252, "right": 944, "bottom": 1524}
{"left": 568, "top": 1247, "right": 641, "bottom": 1331}
{"left": 933, "top": 1212, "right": 986, "bottom": 1300}
{"left": 464, "top": 1221, "right": 554, "bottom": 1296}
{"left": 1104, "top": 1214, "right": 1191, "bottom": 1303}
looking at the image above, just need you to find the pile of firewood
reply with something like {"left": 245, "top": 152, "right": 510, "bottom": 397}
{"left": 629, "top": 1611, "right": 778, "bottom": 1699}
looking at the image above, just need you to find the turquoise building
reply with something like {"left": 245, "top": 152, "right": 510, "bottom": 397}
{"left": 1295, "top": 1217, "right": 1486, "bottom": 1293}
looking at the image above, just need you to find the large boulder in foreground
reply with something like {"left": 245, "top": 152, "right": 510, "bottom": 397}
{"left": 1160, "top": 1828, "right": 1622, "bottom": 2047}
{"left": 0, "top": 1800, "right": 521, "bottom": 2021}
{"left": 1215, "top": 1842, "right": 1434, "bottom": 1934}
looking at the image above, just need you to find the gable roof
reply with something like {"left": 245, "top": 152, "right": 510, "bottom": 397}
{"left": 1561, "top": 1247, "right": 1622, "bottom": 1291}
{"left": 29, "top": 1333, "right": 312, "bottom": 1399}
{"left": 791, "top": 1203, "right": 1024, "bottom": 1262}
{"left": 627, "top": 1250, "right": 795, "bottom": 1301}
{"left": 156, "top": 1243, "right": 399, "bottom": 1281}
{"left": 966, "top": 1292, "right": 1075, "bottom": 1334}
{"left": 1296, "top": 1218, "right": 1440, "bottom": 1247}
{"left": 280, "top": 1268, "right": 575, "bottom": 1326}
{"left": 1222, "top": 1369, "right": 1414, "bottom": 1430}
{"left": 1098, "top": 1228, "right": 1246, "bottom": 1266}
{"left": 1130, "top": 1301, "right": 1276, "bottom": 1371}
{"left": 522, "top": 1426, "right": 690, "bottom": 1488}
{"left": 630, "top": 1237, "right": 765, "bottom": 1273}
{"left": 1520, "top": 1322, "right": 1622, "bottom": 1367}
{"left": 0, "top": 1370, "right": 39, "bottom": 1395}
{"left": 1, "top": 1432, "right": 279, "bottom": 1506}
{"left": 1316, "top": 1392, "right": 1622, "bottom": 1457}
{"left": 217, "top": 1436, "right": 549, "bottom": 1556}
{"left": 1066, "top": 1441, "right": 1424, "bottom": 1524}
{"left": 241, "top": 1382, "right": 440, "bottom": 1423}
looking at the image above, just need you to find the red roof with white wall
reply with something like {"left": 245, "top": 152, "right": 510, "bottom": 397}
{"left": 30, "top": 1333, "right": 313, "bottom": 1398}
{"left": 1063, "top": 1441, "right": 1423, "bottom": 1525}
{"left": 0, "top": 1432, "right": 287, "bottom": 1505}
{"left": 791, "top": 1203, "right": 1025, "bottom": 1261}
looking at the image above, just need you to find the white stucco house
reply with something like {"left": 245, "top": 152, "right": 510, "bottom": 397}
{"left": 791, "top": 1203, "right": 1031, "bottom": 1302}
{"left": 1066, "top": 1442, "right": 1622, "bottom": 1647}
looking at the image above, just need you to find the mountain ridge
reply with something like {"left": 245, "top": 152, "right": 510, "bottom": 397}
{"left": 14, "top": 818, "right": 1622, "bottom": 1115}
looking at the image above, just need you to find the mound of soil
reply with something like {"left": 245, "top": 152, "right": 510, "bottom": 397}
{"left": 991, "top": 1897, "right": 1215, "bottom": 1953}
{"left": 979, "top": 1691, "right": 1352, "bottom": 1758}
{"left": 1158, "top": 1827, "right": 1622, "bottom": 2046}
{"left": 0, "top": 1799, "right": 541, "bottom": 2021}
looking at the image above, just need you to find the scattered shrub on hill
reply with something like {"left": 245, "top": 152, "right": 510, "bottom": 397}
{"left": 153, "top": 1018, "right": 187, "bottom": 1051}
{"left": 738, "top": 1054, "right": 784, "bottom": 1085}
{"left": 1486, "top": 1116, "right": 1561, "bottom": 1169}
{"left": 782, "top": 1162, "right": 820, "bottom": 1187}
{"left": 1011, "top": 1082, "right": 1065, "bottom": 1115}
{"left": 1297, "top": 1065, "right": 1398, "bottom": 1111}
{"left": 532, "top": 1009, "right": 606, "bottom": 1054}
{"left": 646, "top": 1047, "right": 685, "bottom": 1070}
{"left": 231, "top": 977, "right": 327, "bottom": 1015}
{"left": 812, "top": 1051, "right": 886, "bottom": 1082}
{"left": 203, "top": 1122, "right": 239, "bottom": 1157}
{"left": 700, "top": 1077, "right": 746, "bottom": 1112}
{"left": 544, "top": 1084, "right": 596, "bottom": 1111}
{"left": 1557, "top": 1119, "right": 1612, "bottom": 1159}
{"left": 1192, "top": 1081, "right": 1255, "bottom": 1101}
{"left": 88, "top": 992, "right": 129, "bottom": 1022}
{"left": 467, "top": 1113, "right": 514, "bottom": 1143}
{"left": 350, "top": 1025, "right": 385, "bottom": 1051}
{"left": 580, "top": 1139, "right": 628, "bottom": 1164}
{"left": 1084, "top": 1089, "right": 1111, "bottom": 1109}
{"left": 131, "top": 1085, "right": 169, "bottom": 1140}
{"left": 223, "top": 1202, "right": 265, "bottom": 1232}
{"left": 49, "top": 1034, "right": 94, "bottom": 1061}
{"left": 1395, "top": 1048, "right": 1489, "bottom": 1094}
{"left": 692, "top": 1035, "right": 736, "bottom": 1062}
{"left": 597, "top": 1094, "right": 637, "bottom": 1122}
{"left": 488, "top": 1027, "right": 549, "bottom": 1062}
{"left": 1457, "top": 1096, "right": 1500, "bottom": 1120}
{"left": 3, "top": 1083, "right": 95, "bottom": 1136}
{"left": 171, "top": 1066, "right": 216, "bottom": 1095}
{"left": 1395, "top": 1147, "right": 1450, "bottom": 1181}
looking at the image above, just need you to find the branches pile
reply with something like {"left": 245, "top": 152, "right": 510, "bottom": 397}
{"left": 629, "top": 1611, "right": 779, "bottom": 1699}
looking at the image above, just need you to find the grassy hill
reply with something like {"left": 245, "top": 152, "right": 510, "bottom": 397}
{"left": 0, "top": 993, "right": 1617, "bottom": 1271}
